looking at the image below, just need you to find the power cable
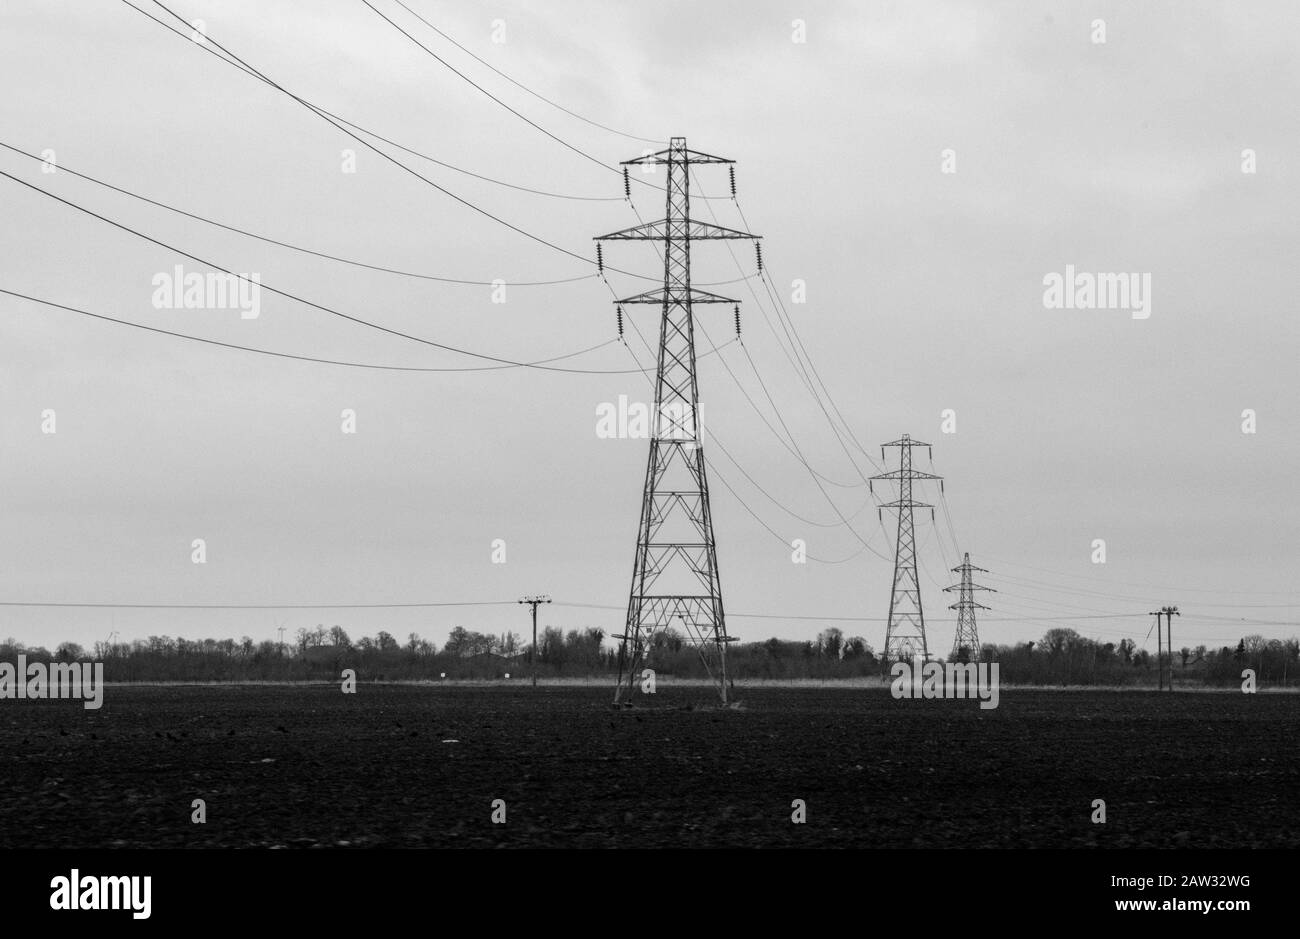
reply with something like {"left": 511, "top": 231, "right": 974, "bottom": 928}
{"left": 0, "top": 170, "right": 680, "bottom": 374}
{"left": 387, "top": 0, "right": 662, "bottom": 145}
{"left": 0, "top": 288, "right": 645, "bottom": 374}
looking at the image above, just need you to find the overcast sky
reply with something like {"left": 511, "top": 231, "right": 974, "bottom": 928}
{"left": 2, "top": 0, "right": 1297, "bottom": 656}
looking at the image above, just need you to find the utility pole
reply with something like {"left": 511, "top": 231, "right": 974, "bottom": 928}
{"left": 944, "top": 553, "right": 994, "bottom": 662}
{"left": 870, "top": 435, "right": 943, "bottom": 664}
{"left": 277, "top": 625, "right": 286, "bottom": 653}
{"left": 1148, "top": 605, "right": 1180, "bottom": 690}
{"left": 518, "top": 595, "right": 551, "bottom": 687}
{"left": 597, "top": 137, "right": 759, "bottom": 707}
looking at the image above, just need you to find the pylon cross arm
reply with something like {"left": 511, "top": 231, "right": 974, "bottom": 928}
{"left": 596, "top": 219, "right": 757, "bottom": 241}
{"left": 616, "top": 288, "right": 738, "bottom": 305}
{"left": 883, "top": 437, "right": 933, "bottom": 448}
{"left": 621, "top": 147, "right": 733, "bottom": 165}
{"left": 871, "top": 469, "right": 943, "bottom": 481}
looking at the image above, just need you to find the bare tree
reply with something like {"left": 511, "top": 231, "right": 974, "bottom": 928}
{"left": 817, "top": 627, "right": 844, "bottom": 660}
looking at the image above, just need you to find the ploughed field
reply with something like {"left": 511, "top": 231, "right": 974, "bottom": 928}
{"left": 3, "top": 684, "right": 1296, "bottom": 848}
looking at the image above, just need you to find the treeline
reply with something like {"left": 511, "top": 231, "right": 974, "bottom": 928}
{"left": 0, "top": 624, "right": 602, "bottom": 682}
{"left": 0, "top": 625, "right": 879, "bottom": 682}
{"left": 976, "top": 628, "right": 1300, "bottom": 687}
{"left": 1, "top": 625, "right": 1296, "bottom": 687}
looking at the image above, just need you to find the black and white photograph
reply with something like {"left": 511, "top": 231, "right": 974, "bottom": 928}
{"left": 2, "top": 0, "right": 1295, "bottom": 923}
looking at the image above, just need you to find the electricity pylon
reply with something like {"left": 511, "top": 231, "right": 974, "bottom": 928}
{"left": 944, "top": 553, "right": 994, "bottom": 662}
{"left": 870, "top": 435, "right": 942, "bottom": 663}
{"left": 597, "top": 137, "right": 759, "bottom": 706}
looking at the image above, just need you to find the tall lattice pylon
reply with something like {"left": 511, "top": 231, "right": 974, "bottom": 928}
{"left": 597, "top": 137, "right": 760, "bottom": 706}
{"left": 944, "top": 553, "right": 994, "bottom": 662}
{"left": 870, "top": 435, "right": 943, "bottom": 663}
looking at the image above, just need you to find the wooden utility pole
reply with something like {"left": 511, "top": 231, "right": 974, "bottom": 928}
{"left": 1148, "top": 606, "right": 1180, "bottom": 691}
{"left": 518, "top": 596, "right": 551, "bottom": 687}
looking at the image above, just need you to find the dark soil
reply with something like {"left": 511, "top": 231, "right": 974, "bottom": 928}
{"left": 3, "top": 684, "right": 1296, "bottom": 848}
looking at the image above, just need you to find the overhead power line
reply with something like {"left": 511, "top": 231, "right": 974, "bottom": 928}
{"left": 611, "top": 191, "right": 887, "bottom": 565}
{"left": 0, "top": 142, "right": 597, "bottom": 288}
{"left": 358, "top": 0, "right": 620, "bottom": 177}
{"left": 671, "top": 182, "right": 906, "bottom": 569}
{"left": 619, "top": 322, "right": 872, "bottom": 565}
{"left": 606, "top": 200, "right": 886, "bottom": 563}
{"left": 705, "top": 428, "right": 876, "bottom": 529}
{"left": 120, "top": 0, "right": 624, "bottom": 203}
{"left": 141, "top": 0, "right": 620, "bottom": 269}
{"left": 0, "top": 288, "right": 647, "bottom": 375}
{"left": 719, "top": 192, "right": 889, "bottom": 479}
{"left": 0, "top": 600, "right": 517, "bottom": 610}
{"left": 0, "top": 169, "right": 639, "bottom": 373}
{"left": 360, "top": 0, "right": 729, "bottom": 201}
{"left": 982, "top": 554, "right": 1300, "bottom": 599}
{"left": 0, "top": 596, "right": 1148, "bottom": 623}
{"left": 387, "top": 0, "right": 662, "bottom": 145}
{"left": 552, "top": 601, "right": 1143, "bottom": 624}
{"left": 688, "top": 178, "right": 896, "bottom": 568}
{"left": 0, "top": 142, "right": 749, "bottom": 290}
{"left": 696, "top": 180, "right": 886, "bottom": 486}
{"left": 134, "top": 1, "right": 730, "bottom": 279}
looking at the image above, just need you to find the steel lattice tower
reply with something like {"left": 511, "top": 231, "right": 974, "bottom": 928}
{"left": 944, "top": 553, "right": 994, "bottom": 662}
{"left": 870, "top": 435, "right": 942, "bottom": 663}
{"left": 596, "top": 138, "right": 760, "bottom": 706}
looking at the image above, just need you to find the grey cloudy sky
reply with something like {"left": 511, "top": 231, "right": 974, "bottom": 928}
{"left": 2, "top": 0, "right": 1297, "bottom": 655}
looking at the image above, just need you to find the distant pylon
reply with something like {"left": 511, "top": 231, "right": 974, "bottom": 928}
{"left": 596, "top": 137, "right": 760, "bottom": 706}
{"left": 944, "top": 553, "right": 994, "bottom": 662}
{"left": 870, "top": 434, "right": 942, "bottom": 663}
